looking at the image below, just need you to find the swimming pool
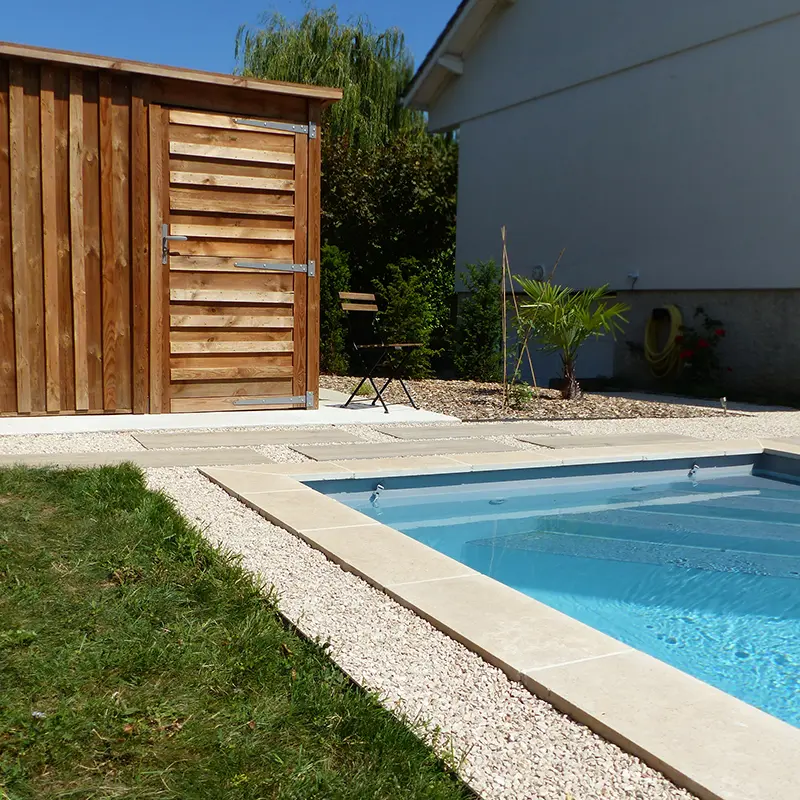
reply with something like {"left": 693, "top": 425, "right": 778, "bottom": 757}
{"left": 311, "top": 461, "right": 800, "bottom": 728}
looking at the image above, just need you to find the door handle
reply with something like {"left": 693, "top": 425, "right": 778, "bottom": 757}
{"left": 162, "top": 223, "right": 188, "bottom": 264}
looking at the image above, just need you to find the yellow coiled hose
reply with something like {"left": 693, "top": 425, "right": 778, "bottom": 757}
{"left": 644, "top": 305, "right": 683, "bottom": 377}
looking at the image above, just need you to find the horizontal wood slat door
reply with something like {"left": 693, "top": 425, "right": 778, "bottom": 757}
{"left": 162, "top": 109, "right": 309, "bottom": 412}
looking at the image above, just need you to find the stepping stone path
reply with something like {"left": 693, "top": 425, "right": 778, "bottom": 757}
{"left": 134, "top": 428, "right": 360, "bottom": 450}
{"left": 291, "top": 439, "right": 520, "bottom": 462}
{"left": 517, "top": 432, "right": 700, "bottom": 449}
{"left": 0, "top": 449, "right": 271, "bottom": 468}
{"left": 379, "top": 422, "right": 564, "bottom": 440}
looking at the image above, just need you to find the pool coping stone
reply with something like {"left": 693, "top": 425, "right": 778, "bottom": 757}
{"left": 199, "top": 437, "right": 800, "bottom": 800}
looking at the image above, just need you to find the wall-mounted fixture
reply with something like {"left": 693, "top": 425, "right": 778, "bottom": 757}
{"left": 627, "top": 271, "right": 640, "bottom": 290}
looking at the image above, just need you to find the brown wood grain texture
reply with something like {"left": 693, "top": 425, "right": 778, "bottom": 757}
{"left": 169, "top": 271, "right": 291, "bottom": 291}
{"left": 169, "top": 224, "right": 294, "bottom": 241}
{"left": 168, "top": 109, "right": 300, "bottom": 132}
{"left": 168, "top": 124, "right": 296, "bottom": 152}
{"left": 153, "top": 80, "right": 310, "bottom": 123}
{"left": 170, "top": 365, "right": 292, "bottom": 381}
{"left": 170, "top": 378, "right": 292, "bottom": 399}
{"left": 130, "top": 78, "right": 149, "bottom": 412}
{"left": 169, "top": 289, "right": 293, "bottom": 303}
{"left": 0, "top": 61, "right": 16, "bottom": 412}
{"left": 170, "top": 354, "right": 292, "bottom": 369}
{"left": 306, "top": 103, "right": 321, "bottom": 407}
{"left": 82, "top": 72, "right": 104, "bottom": 411}
{"left": 10, "top": 63, "right": 33, "bottom": 413}
{"left": 0, "top": 44, "right": 342, "bottom": 103}
{"left": 170, "top": 395, "right": 299, "bottom": 413}
{"left": 339, "top": 292, "right": 376, "bottom": 301}
{"left": 292, "top": 130, "right": 308, "bottom": 400}
{"left": 21, "top": 65, "right": 46, "bottom": 412}
{"left": 168, "top": 213, "right": 293, "bottom": 230}
{"left": 169, "top": 171, "right": 294, "bottom": 192}
{"left": 54, "top": 68, "right": 75, "bottom": 411}
{"left": 111, "top": 77, "right": 131, "bottom": 410}
{"left": 98, "top": 74, "right": 117, "bottom": 409}
{"left": 168, "top": 255, "right": 290, "bottom": 272}
{"left": 169, "top": 340, "right": 293, "bottom": 354}
{"left": 68, "top": 69, "right": 88, "bottom": 410}
{"left": 169, "top": 189, "right": 294, "bottom": 217}
{"left": 168, "top": 140, "right": 295, "bottom": 165}
{"left": 40, "top": 66, "right": 61, "bottom": 411}
{"left": 167, "top": 240, "right": 294, "bottom": 259}
{"left": 169, "top": 315, "right": 294, "bottom": 329}
{"left": 148, "top": 104, "right": 166, "bottom": 412}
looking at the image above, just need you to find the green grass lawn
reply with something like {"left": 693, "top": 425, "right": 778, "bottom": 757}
{"left": 0, "top": 465, "right": 471, "bottom": 799}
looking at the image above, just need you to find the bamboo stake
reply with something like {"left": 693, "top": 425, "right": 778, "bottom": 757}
{"left": 501, "top": 226, "right": 508, "bottom": 406}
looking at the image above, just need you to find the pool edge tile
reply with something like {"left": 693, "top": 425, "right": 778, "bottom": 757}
{"left": 521, "top": 649, "right": 800, "bottom": 800}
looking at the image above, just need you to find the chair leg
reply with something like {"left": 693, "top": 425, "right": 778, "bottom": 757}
{"left": 368, "top": 376, "right": 390, "bottom": 413}
{"left": 397, "top": 378, "right": 418, "bottom": 410}
{"left": 344, "top": 375, "right": 369, "bottom": 408}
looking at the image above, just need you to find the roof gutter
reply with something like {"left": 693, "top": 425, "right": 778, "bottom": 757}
{"left": 402, "top": 0, "right": 514, "bottom": 110}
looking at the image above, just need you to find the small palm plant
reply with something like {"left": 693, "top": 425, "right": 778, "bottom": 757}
{"left": 515, "top": 279, "right": 629, "bottom": 399}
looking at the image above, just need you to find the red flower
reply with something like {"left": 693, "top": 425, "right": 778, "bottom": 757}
{"left": 715, "top": 328, "right": 726, "bottom": 337}
{"left": 697, "top": 338, "right": 710, "bottom": 348}
{"left": 674, "top": 335, "right": 684, "bottom": 343}
{"left": 679, "top": 349, "right": 694, "bottom": 360}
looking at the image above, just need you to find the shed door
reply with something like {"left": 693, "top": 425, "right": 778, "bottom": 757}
{"left": 161, "top": 109, "right": 309, "bottom": 412}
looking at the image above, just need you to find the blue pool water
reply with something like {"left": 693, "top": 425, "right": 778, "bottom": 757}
{"left": 314, "top": 464, "right": 800, "bottom": 727}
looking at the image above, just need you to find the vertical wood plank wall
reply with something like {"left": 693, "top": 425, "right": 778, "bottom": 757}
{"left": 0, "top": 54, "right": 322, "bottom": 416}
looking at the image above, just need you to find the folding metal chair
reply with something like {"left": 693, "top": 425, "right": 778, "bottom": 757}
{"left": 339, "top": 292, "right": 421, "bottom": 413}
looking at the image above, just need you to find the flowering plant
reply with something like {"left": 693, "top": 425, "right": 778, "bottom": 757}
{"left": 676, "top": 308, "right": 726, "bottom": 384}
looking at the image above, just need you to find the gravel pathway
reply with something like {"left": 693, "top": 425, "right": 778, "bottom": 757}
{"left": 146, "top": 466, "right": 694, "bottom": 800}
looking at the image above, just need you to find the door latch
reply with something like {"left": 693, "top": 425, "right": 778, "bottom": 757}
{"left": 162, "top": 223, "right": 188, "bottom": 264}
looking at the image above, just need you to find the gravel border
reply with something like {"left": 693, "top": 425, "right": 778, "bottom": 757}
{"left": 146, "top": 466, "right": 694, "bottom": 800}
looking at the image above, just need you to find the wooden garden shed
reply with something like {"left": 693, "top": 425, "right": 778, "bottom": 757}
{"left": 0, "top": 42, "right": 341, "bottom": 416}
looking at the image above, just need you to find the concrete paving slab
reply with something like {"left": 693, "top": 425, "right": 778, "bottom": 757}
{"left": 380, "top": 422, "right": 564, "bottom": 440}
{"left": 134, "top": 428, "right": 360, "bottom": 450}
{"left": 518, "top": 432, "right": 700, "bottom": 449}
{"left": 200, "top": 468, "right": 308, "bottom": 495}
{"left": 523, "top": 649, "right": 800, "bottom": 800}
{"left": 236, "top": 488, "right": 375, "bottom": 531}
{"left": 388, "top": 574, "right": 630, "bottom": 676}
{"left": 299, "top": 523, "right": 477, "bottom": 587}
{"left": 200, "top": 462, "right": 355, "bottom": 480}
{"left": 0, "top": 448, "right": 270, "bottom": 468}
{"left": 291, "top": 439, "right": 520, "bottom": 461}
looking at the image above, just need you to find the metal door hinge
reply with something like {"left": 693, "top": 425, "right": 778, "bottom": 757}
{"left": 234, "top": 118, "right": 310, "bottom": 135}
{"left": 233, "top": 393, "right": 315, "bottom": 408}
{"left": 234, "top": 260, "right": 316, "bottom": 277}
{"left": 309, "top": 122, "right": 317, "bottom": 139}
{"left": 162, "top": 223, "right": 188, "bottom": 264}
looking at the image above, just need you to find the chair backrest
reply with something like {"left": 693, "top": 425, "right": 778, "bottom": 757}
{"left": 339, "top": 292, "right": 380, "bottom": 347}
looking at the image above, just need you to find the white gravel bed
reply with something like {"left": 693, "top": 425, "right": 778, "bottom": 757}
{"left": 0, "top": 432, "right": 145, "bottom": 454}
{"left": 251, "top": 444, "right": 310, "bottom": 462}
{"left": 146, "top": 466, "right": 693, "bottom": 800}
{"left": 548, "top": 412, "right": 800, "bottom": 441}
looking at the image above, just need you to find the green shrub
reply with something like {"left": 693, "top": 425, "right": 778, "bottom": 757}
{"left": 320, "top": 244, "right": 351, "bottom": 375}
{"left": 374, "top": 260, "right": 437, "bottom": 378}
{"left": 453, "top": 260, "right": 503, "bottom": 381}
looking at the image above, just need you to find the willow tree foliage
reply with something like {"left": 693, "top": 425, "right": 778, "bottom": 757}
{"left": 235, "top": 7, "right": 425, "bottom": 149}
{"left": 235, "top": 7, "right": 458, "bottom": 376}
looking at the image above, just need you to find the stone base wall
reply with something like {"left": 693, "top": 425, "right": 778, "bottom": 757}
{"left": 614, "top": 289, "right": 800, "bottom": 401}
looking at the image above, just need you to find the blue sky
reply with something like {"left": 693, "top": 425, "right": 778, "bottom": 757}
{"left": 3, "top": 1, "right": 455, "bottom": 74}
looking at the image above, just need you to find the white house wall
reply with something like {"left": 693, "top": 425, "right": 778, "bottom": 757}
{"left": 428, "top": 0, "right": 800, "bottom": 131}
{"left": 454, "top": 11, "right": 800, "bottom": 291}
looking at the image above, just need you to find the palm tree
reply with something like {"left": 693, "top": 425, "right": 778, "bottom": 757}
{"left": 515, "top": 279, "right": 629, "bottom": 400}
{"left": 235, "top": 7, "right": 425, "bottom": 150}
